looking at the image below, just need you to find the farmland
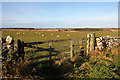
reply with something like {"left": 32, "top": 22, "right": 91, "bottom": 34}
{"left": 2, "top": 30, "right": 118, "bottom": 62}
{"left": 2, "top": 30, "right": 118, "bottom": 43}
{"left": 2, "top": 29, "right": 120, "bottom": 79}
{"left": 2, "top": 30, "right": 118, "bottom": 57}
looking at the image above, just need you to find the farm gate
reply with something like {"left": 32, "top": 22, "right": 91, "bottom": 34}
{"left": 17, "top": 33, "right": 96, "bottom": 66}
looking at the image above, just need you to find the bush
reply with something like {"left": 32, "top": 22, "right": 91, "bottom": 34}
{"left": 71, "top": 48, "right": 120, "bottom": 78}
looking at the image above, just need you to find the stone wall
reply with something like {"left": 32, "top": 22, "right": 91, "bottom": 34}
{"left": 95, "top": 36, "right": 120, "bottom": 51}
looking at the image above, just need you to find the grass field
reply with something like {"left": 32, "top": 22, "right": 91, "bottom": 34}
{"left": 2, "top": 30, "right": 118, "bottom": 61}
{"left": 2, "top": 30, "right": 118, "bottom": 54}
{"left": 2, "top": 30, "right": 119, "bottom": 78}
{"left": 2, "top": 30, "right": 118, "bottom": 43}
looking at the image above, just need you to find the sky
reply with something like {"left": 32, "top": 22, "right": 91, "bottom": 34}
{"left": 2, "top": 2, "right": 118, "bottom": 28}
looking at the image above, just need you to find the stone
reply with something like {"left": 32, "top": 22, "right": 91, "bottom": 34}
{"left": 96, "top": 38, "right": 100, "bottom": 43}
{"left": 95, "top": 36, "right": 120, "bottom": 51}
{"left": 6, "top": 35, "right": 14, "bottom": 44}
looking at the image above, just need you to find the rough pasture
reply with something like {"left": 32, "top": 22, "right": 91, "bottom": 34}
{"left": 2, "top": 31, "right": 118, "bottom": 67}
{"left": 2, "top": 30, "right": 120, "bottom": 79}
{"left": 2, "top": 31, "right": 118, "bottom": 43}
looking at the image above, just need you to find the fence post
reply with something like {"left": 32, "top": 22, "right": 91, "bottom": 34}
{"left": 21, "top": 41, "right": 25, "bottom": 60}
{"left": 49, "top": 42, "right": 52, "bottom": 67}
{"left": 83, "top": 38, "right": 86, "bottom": 56}
{"left": 70, "top": 40, "right": 73, "bottom": 58}
{"left": 17, "top": 39, "right": 25, "bottom": 60}
{"left": 17, "top": 39, "right": 21, "bottom": 59}
{"left": 90, "top": 33, "right": 95, "bottom": 51}
{"left": 87, "top": 34, "right": 90, "bottom": 54}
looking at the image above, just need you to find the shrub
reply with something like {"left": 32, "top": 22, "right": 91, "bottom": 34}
{"left": 71, "top": 48, "right": 120, "bottom": 78}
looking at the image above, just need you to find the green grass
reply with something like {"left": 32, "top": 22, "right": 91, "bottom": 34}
{"left": 2, "top": 31, "right": 118, "bottom": 67}
{"left": 2, "top": 31, "right": 118, "bottom": 43}
{"left": 2, "top": 30, "right": 119, "bottom": 78}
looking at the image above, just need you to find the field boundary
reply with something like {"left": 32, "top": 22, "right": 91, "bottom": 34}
{"left": 17, "top": 33, "right": 120, "bottom": 66}
{"left": 17, "top": 36, "right": 89, "bottom": 66}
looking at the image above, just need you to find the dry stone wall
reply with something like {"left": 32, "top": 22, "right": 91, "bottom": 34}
{"left": 95, "top": 36, "right": 120, "bottom": 51}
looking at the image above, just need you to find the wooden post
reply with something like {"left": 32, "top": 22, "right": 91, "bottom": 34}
{"left": 90, "top": 33, "right": 95, "bottom": 51}
{"left": 87, "top": 34, "right": 90, "bottom": 54}
{"left": 21, "top": 41, "right": 25, "bottom": 60}
{"left": 83, "top": 39, "right": 86, "bottom": 56}
{"left": 17, "top": 39, "right": 21, "bottom": 59}
{"left": 70, "top": 40, "right": 73, "bottom": 58}
{"left": 17, "top": 39, "right": 25, "bottom": 60}
{"left": 49, "top": 42, "right": 52, "bottom": 67}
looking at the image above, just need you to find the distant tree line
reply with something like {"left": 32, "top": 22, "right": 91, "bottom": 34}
{"left": 72, "top": 28, "right": 119, "bottom": 31}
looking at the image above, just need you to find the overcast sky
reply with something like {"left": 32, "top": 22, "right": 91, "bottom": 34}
{"left": 2, "top": 2, "right": 118, "bottom": 28}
